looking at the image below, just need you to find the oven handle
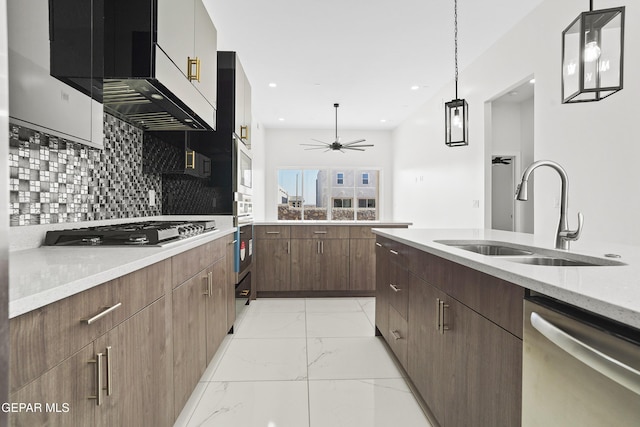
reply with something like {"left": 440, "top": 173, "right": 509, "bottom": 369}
{"left": 530, "top": 312, "right": 640, "bottom": 396}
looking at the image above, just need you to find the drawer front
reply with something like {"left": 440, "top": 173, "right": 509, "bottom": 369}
{"left": 388, "top": 305, "right": 408, "bottom": 369}
{"left": 388, "top": 261, "right": 409, "bottom": 320}
{"left": 172, "top": 243, "right": 211, "bottom": 287}
{"left": 209, "top": 237, "right": 226, "bottom": 262}
{"left": 349, "top": 226, "right": 375, "bottom": 239}
{"left": 290, "top": 225, "right": 349, "bottom": 239}
{"left": 254, "top": 225, "right": 291, "bottom": 239}
{"left": 409, "top": 250, "right": 453, "bottom": 291}
{"left": 10, "top": 281, "right": 115, "bottom": 392}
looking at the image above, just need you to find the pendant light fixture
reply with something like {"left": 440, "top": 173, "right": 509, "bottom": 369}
{"left": 562, "top": 2, "right": 625, "bottom": 103}
{"left": 445, "top": 0, "right": 468, "bottom": 147}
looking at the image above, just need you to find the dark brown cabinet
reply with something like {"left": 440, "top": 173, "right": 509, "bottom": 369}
{"left": 376, "top": 236, "right": 524, "bottom": 427}
{"left": 290, "top": 238, "right": 349, "bottom": 291}
{"left": 255, "top": 226, "right": 291, "bottom": 292}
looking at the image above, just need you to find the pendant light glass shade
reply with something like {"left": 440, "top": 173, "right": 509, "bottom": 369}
{"left": 445, "top": 99, "right": 468, "bottom": 146}
{"left": 562, "top": 6, "right": 625, "bottom": 103}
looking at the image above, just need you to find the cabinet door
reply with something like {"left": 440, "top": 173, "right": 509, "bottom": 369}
{"left": 95, "top": 297, "right": 170, "bottom": 427}
{"left": 349, "top": 239, "right": 375, "bottom": 291}
{"left": 9, "top": 344, "right": 95, "bottom": 427}
{"left": 407, "top": 274, "right": 448, "bottom": 425}
{"left": 193, "top": 0, "right": 216, "bottom": 107}
{"left": 318, "top": 239, "right": 349, "bottom": 291}
{"left": 234, "top": 57, "right": 245, "bottom": 138}
{"left": 172, "top": 271, "right": 207, "bottom": 414}
{"left": 243, "top": 75, "right": 252, "bottom": 145}
{"left": 290, "top": 239, "right": 319, "bottom": 291}
{"left": 226, "top": 235, "right": 236, "bottom": 331}
{"left": 444, "top": 297, "right": 522, "bottom": 427}
{"left": 256, "top": 239, "right": 291, "bottom": 292}
{"left": 374, "top": 241, "right": 389, "bottom": 340}
{"left": 8, "top": 0, "right": 98, "bottom": 147}
{"left": 206, "top": 260, "right": 228, "bottom": 362}
{"left": 156, "top": 0, "right": 195, "bottom": 79}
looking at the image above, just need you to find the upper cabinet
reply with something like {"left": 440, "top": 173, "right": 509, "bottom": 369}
{"left": 8, "top": 0, "right": 104, "bottom": 148}
{"left": 217, "top": 52, "right": 252, "bottom": 147}
{"left": 103, "top": 0, "right": 217, "bottom": 131}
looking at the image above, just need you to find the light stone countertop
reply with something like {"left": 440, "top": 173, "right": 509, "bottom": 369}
{"left": 8, "top": 227, "right": 236, "bottom": 319}
{"left": 254, "top": 221, "right": 412, "bottom": 226}
{"left": 372, "top": 228, "right": 640, "bottom": 330}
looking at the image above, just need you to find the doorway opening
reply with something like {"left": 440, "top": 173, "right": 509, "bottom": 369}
{"left": 487, "top": 78, "right": 535, "bottom": 233}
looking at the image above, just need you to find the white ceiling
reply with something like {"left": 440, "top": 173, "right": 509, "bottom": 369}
{"left": 203, "top": 0, "right": 544, "bottom": 131}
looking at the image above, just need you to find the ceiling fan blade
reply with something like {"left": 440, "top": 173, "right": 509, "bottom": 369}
{"left": 345, "top": 144, "right": 374, "bottom": 148}
{"left": 311, "top": 138, "right": 330, "bottom": 144}
{"left": 300, "top": 143, "right": 328, "bottom": 147}
{"left": 342, "top": 147, "right": 365, "bottom": 151}
{"left": 341, "top": 139, "right": 367, "bottom": 146}
{"left": 304, "top": 146, "right": 330, "bottom": 150}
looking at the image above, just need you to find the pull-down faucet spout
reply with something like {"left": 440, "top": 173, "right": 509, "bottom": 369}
{"left": 515, "top": 160, "right": 583, "bottom": 250}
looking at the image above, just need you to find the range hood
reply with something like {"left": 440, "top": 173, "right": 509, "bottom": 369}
{"left": 102, "top": 0, "right": 217, "bottom": 131}
{"left": 144, "top": 131, "right": 212, "bottom": 179}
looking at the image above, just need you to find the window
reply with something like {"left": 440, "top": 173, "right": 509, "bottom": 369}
{"left": 277, "top": 169, "right": 379, "bottom": 221}
{"left": 333, "top": 198, "right": 353, "bottom": 208}
{"left": 358, "top": 198, "right": 376, "bottom": 208}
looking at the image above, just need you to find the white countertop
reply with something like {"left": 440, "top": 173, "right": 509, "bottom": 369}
{"left": 255, "top": 221, "right": 412, "bottom": 226}
{"left": 372, "top": 228, "right": 640, "bottom": 330}
{"left": 8, "top": 227, "right": 236, "bottom": 319}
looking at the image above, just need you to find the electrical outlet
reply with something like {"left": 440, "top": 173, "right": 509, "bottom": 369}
{"left": 148, "top": 190, "right": 156, "bottom": 206}
{"left": 472, "top": 199, "right": 480, "bottom": 208}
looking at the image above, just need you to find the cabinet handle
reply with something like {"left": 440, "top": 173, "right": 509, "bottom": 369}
{"left": 375, "top": 242, "right": 382, "bottom": 247}
{"left": 317, "top": 241, "right": 321, "bottom": 254}
{"left": 240, "top": 290, "right": 250, "bottom": 296}
{"left": 81, "top": 303, "right": 122, "bottom": 325}
{"left": 187, "top": 56, "right": 201, "bottom": 82}
{"left": 208, "top": 272, "right": 213, "bottom": 297}
{"left": 313, "top": 231, "right": 328, "bottom": 234}
{"left": 439, "top": 299, "right": 450, "bottom": 334}
{"left": 390, "top": 330, "right": 402, "bottom": 340}
{"left": 228, "top": 239, "right": 238, "bottom": 245}
{"left": 185, "top": 150, "right": 196, "bottom": 169}
{"left": 436, "top": 298, "right": 441, "bottom": 331}
{"left": 240, "top": 125, "right": 249, "bottom": 139}
{"left": 266, "top": 231, "right": 280, "bottom": 234}
{"left": 88, "top": 353, "right": 104, "bottom": 406}
{"left": 389, "top": 283, "right": 401, "bottom": 292}
{"left": 287, "top": 241, "right": 290, "bottom": 254}
{"left": 390, "top": 249, "right": 399, "bottom": 255}
{"left": 321, "top": 241, "right": 324, "bottom": 254}
{"left": 105, "top": 346, "right": 113, "bottom": 396}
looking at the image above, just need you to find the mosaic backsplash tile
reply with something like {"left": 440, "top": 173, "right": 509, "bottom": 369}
{"left": 9, "top": 114, "right": 162, "bottom": 226}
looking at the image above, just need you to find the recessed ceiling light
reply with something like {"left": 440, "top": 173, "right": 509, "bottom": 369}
{"left": 411, "top": 85, "right": 420, "bottom": 91}
{"left": 268, "top": 82, "right": 277, "bottom": 88}
{"left": 529, "top": 78, "right": 536, "bottom": 84}
{"left": 278, "top": 118, "right": 285, "bottom": 121}
{"left": 380, "top": 119, "right": 387, "bottom": 123}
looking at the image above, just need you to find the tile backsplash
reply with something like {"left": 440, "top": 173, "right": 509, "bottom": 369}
{"left": 9, "top": 114, "right": 162, "bottom": 226}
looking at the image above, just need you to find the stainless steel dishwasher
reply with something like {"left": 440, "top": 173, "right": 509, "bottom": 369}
{"left": 523, "top": 296, "right": 640, "bottom": 426}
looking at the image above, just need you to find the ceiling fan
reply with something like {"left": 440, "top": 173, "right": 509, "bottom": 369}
{"left": 300, "top": 103, "right": 374, "bottom": 153}
{"left": 492, "top": 156, "right": 512, "bottom": 165}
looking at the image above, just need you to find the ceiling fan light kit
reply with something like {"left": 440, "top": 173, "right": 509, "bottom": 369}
{"left": 300, "top": 103, "right": 374, "bottom": 153}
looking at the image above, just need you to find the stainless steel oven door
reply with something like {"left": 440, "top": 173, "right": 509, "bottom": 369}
{"left": 235, "top": 223, "right": 253, "bottom": 276}
{"left": 235, "top": 134, "right": 252, "bottom": 196}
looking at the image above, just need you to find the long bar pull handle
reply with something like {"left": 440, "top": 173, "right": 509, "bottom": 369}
{"left": 208, "top": 272, "right": 213, "bottom": 297}
{"left": 317, "top": 241, "right": 321, "bottom": 254}
{"left": 321, "top": 241, "right": 324, "bottom": 254}
{"left": 439, "top": 300, "right": 450, "bottom": 334}
{"left": 389, "top": 284, "right": 401, "bottom": 292}
{"left": 228, "top": 239, "right": 238, "bottom": 245}
{"left": 287, "top": 241, "right": 290, "bottom": 254}
{"left": 266, "top": 231, "right": 281, "bottom": 234}
{"left": 389, "top": 250, "right": 399, "bottom": 255}
{"left": 105, "top": 346, "right": 113, "bottom": 396}
{"left": 81, "top": 303, "right": 122, "bottom": 325}
{"left": 390, "top": 330, "right": 402, "bottom": 340}
{"left": 313, "top": 231, "right": 328, "bottom": 234}
{"left": 375, "top": 242, "right": 382, "bottom": 247}
{"left": 436, "top": 298, "right": 441, "bottom": 331}
{"left": 88, "top": 353, "right": 103, "bottom": 405}
{"left": 531, "top": 312, "right": 640, "bottom": 396}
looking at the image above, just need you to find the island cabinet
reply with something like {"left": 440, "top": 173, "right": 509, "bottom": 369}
{"left": 9, "top": 260, "right": 172, "bottom": 427}
{"left": 171, "top": 238, "right": 228, "bottom": 418}
{"left": 376, "top": 237, "right": 524, "bottom": 427}
{"left": 290, "top": 226, "right": 350, "bottom": 291}
{"left": 255, "top": 225, "right": 291, "bottom": 292}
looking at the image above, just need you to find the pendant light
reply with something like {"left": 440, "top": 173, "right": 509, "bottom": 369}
{"left": 445, "top": 0, "right": 468, "bottom": 147}
{"left": 562, "top": 2, "right": 625, "bottom": 103}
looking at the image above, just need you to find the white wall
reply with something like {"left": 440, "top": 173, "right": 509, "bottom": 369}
{"left": 392, "top": 0, "right": 640, "bottom": 247}
{"left": 260, "top": 128, "right": 394, "bottom": 221}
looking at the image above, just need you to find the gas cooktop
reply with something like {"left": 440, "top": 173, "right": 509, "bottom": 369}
{"left": 44, "top": 220, "right": 217, "bottom": 246}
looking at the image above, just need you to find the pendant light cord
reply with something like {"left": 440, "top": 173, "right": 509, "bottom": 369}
{"left": 454, "top": 0, "right": 459, "bottom": 99}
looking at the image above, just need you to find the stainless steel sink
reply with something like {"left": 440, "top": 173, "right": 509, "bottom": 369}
{"left": 447, "top": 244, "right": 533, "bottom": 256}
{"left": 435, "top": 240, "right": 625, "bottom": 267}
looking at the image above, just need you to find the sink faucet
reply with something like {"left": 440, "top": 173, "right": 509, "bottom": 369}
{"left": 515, "top": 160, "right": 584, "bottom": 250}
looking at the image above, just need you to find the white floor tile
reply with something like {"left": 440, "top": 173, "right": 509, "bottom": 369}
{"left": 307, "top": 337, "right": 404, "bottom": 380}
{"left": 308, "top": 379, "right": 432, "bottom": 427}
{"left": 199, "top": 334, "right": 234, "bottom": 382}
{"left": 187, "top": 381, "right": 310, "bottom": 427}
{"left": 245, "top": 298, "right": 306, "bottom": 314}
{"left": 305, "top": 298, "right": 362, "bottom": 313}
{"left": 357, "top": 298, "right": 376, "bottom": 326}
{"left": 306, "top": 311, "right": 374, "bottom": 337}
{"left": 173, "top": 382, "right": 208, "bottom": 427}
{"left": 234, "top": 311, "right": 306, "bottom": 338}
{"left": 211, "top": 338, "right": 308, "bottom": 381}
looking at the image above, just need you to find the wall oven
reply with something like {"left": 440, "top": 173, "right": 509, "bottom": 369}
{"left": 234, "top": 134, "right": 252, "bottom": 225}
{"left": 233, "top": 223, "right": 252, "bottom": 319}
{"left": 523, "top": 296, "right": 640, "bottom": 426}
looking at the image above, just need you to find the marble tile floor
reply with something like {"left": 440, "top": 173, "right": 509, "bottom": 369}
{"left": 174, "top": 297, "right": 433, "bottom": 427}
